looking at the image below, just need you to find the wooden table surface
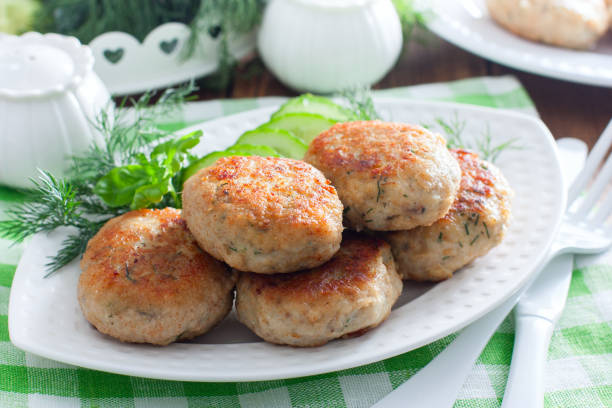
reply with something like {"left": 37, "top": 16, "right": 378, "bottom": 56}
{"left": 196, "top": 32, "right": 612, "bottom": 149}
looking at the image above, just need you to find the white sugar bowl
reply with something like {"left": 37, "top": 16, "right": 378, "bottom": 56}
{"left": 257, "top": 0, "right": 403, "bottom": 93}
{"left": 0, "top": 32, "right": 110, "bottom": 189}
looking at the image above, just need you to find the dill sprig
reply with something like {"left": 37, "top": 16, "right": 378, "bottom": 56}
{"left": 0, "top": 171, "right": 110, "bottom": 275}
{"left": 44, "top": 227, "right": 104, "bottom": 276}
{"left": 340, "top": 87, "right": 382, "bottom": 121}
{"left": 434, "top": 113, "right": 467, "bottom": 149}
{"left": 70, "top": 81, "right": 197, "bottom": 188}
{"left": 430, "top": 114, "right": 520, "bottom": 163}
{"left": 475, "top": 124, "right": 520, "bottom": 163}
{"left": 0, "top": 171, "right": 88, "bottom": 243}
{"left": 0, "top": 83, "right": 199, "bottom": 275}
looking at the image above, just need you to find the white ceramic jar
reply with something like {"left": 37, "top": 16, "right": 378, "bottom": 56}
{"left": 257, "top": 0, "right": 403, "bottom": 94}
{"left": 0, "top": 32, "right": 110, "bottom": 189}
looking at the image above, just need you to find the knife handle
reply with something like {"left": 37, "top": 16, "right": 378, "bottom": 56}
{"left": 501, "top": 315, "right": 554, "bottom": 408}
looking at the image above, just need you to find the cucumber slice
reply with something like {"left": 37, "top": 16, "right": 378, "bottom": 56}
{"left": 182, "top": 144, "right": 281, "bottom": 185}
{"left": 183, "top": 147, "right": 267, "bottom": 184}
{"left": 227, "top": 144, "right": 279, "bottom": 157}
{"left": 272, "top": 94, "right": 355, "bottom": 122}
{"left": 182, "top": 151, "right": 241, "bottom": 184}
{"left": 258, "top": 113, "right": 337, "bottom": 145}
{"left": 236, "top": 129, "right": 308, "bottom": 159}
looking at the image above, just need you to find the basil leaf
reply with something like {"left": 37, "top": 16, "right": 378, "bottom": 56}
{"left": 151, "top": 131, "right": 202, "bottom": 160}
{"left": 94, "top": 165, "right": 151, "bottom": 207}
{"left": 94, "top": 131, "right": 202, "bottom": 209}
{"left": 130, "top": 179, "right": 172, "bottom": 209}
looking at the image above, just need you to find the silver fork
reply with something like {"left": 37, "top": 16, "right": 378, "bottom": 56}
{"left": 549, "top": 120, "right": 612, "bottom": 259}
{"left": 372, "top": 121, "right": 612, "bottom": 408}
{"left": 501, "top": 118, "right": 612, "bottom": 408}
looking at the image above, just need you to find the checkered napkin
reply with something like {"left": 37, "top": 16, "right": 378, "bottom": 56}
{"left": 1, "top": 76, "right": 610, "bottom": 407}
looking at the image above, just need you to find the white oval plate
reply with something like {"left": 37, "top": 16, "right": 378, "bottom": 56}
{"left": 427, "top": 0, "right": 612, "bottom": 87}
{"left": 9, "top": 99, "right": 564, "bottom": 382}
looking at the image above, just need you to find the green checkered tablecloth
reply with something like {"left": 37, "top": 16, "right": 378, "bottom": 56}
{"left": 1, "top": 76, "right": 610, "bottom": 407}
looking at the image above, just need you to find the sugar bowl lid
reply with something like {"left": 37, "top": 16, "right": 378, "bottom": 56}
{"left": 0, "top": 32, "right": 94, "bottom": 98}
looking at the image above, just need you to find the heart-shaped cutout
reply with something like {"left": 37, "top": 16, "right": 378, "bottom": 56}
{"left": 208, "top": 25, "right": 222, "bottom": 39}
{"left": 103, "top": 48, "right": 124, "bottom": 64}
{"left": 160, "top": 38, "right": 178, "bottom": 54}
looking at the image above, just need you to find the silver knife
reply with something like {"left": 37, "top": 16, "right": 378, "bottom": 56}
{"left": 501, "top": 138, "right": 587, "bottom": 408}
{"left": 371, "top": 138, "right": 587, "bottom": 408}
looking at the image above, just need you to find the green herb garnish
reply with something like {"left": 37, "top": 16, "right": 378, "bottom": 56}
{"left": 125, "top": 263, "right": 135, "bottom": 282}
{"left": 340, "top": 87, "right": 381, "bottom": 121}
{"left": 429, "top": 114, "right": 520, "bottom": 163}
{"left": 376, "top": 177, "right": 384, "bottom": 202}
{"left": 483, "top": 222, "right": 490, "bottom": 238}
{"left": 475, "top": 124, "right": 520, "bottom": 163}
{"left": 0, "top": 84, "right": 199, "bottom": 275}
{"left": 94, "top": 130, "right": 201, "bottom": 209}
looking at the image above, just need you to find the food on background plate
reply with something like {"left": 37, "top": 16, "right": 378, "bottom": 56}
{"left": 304, "top": 121, "right": 461, "bottom": 232}
{"left": 235, "top": 234, "right": 402, "bottom": 347}
{"left": 78, "top": 208, "right": 237, "bottom": 346}
{"left": 486, "top": 0, "right": 609, "bottom": 49}
{"left": 182, "top": 156, "right": 344, "bottom": 274}
{"left": 385, "top": 149, "right": 513, "bottom": 281}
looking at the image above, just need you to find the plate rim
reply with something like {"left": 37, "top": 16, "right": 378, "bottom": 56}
{"left": 8, "top": 98, "right": 566, "bottom": 381}
{"left": 427, "top": 0, "right": 612, "bottom": 88}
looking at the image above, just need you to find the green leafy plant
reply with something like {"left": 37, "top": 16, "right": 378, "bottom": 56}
{"left": 392, "top": 0, "right": 429, "bottom": 44}
{"left": 185, "top": 0, "right": 266, "bottom": 89}
{"left": 429, "top": 114, "right": 521, "bottom": 163}
{"left": 339, "top": 87, "right": 381, "bottom": 121}
{"left": 94, "top": 131, "right": 201, "bottom": 209}
{"left": 0, "top": 83, "right": 201, "bottom": 274}
{"left": 0, "top": 171, "right": 107, "bottom": 275}
{"left": 29, "top": 1, "right": 263, "bottom": 89}
{"left": 32, "top": 0, "right": 200, "bottom": 43}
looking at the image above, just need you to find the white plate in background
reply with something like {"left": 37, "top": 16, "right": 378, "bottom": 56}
{"left": 9, "top": 99, "right": 564, "bottom": 381}
{"left": 427, "top": 0, "right": 612, "bottom": 87}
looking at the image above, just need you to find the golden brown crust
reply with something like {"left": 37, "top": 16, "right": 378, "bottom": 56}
{"left": 304, "top": 121, "right": 461, "bottom": 231}
{"left": 192, "top": 156, "right": 340, "bottom": 231}
{"left": 235, "top": 233, "right": 403, "bottom": 347}
{"left": 81, "top": 209, "right": 223, "bottom": 300}
{"left": 78, "top": 208, "right": 236, "bottom": 345}
{"left": 386, "top": 150, "right": 513, "bottom": 282}
{"left": 305, "top": 121, "right": 443, "bottom": 178}
{"left": 182, "top": 156, "right": 344, "bottom": 273}
{"left": 243, "top": 234, "right": 388, "bottom": 301}
{"left": 443, "top": 149, "right": 498, "bottom": 220}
